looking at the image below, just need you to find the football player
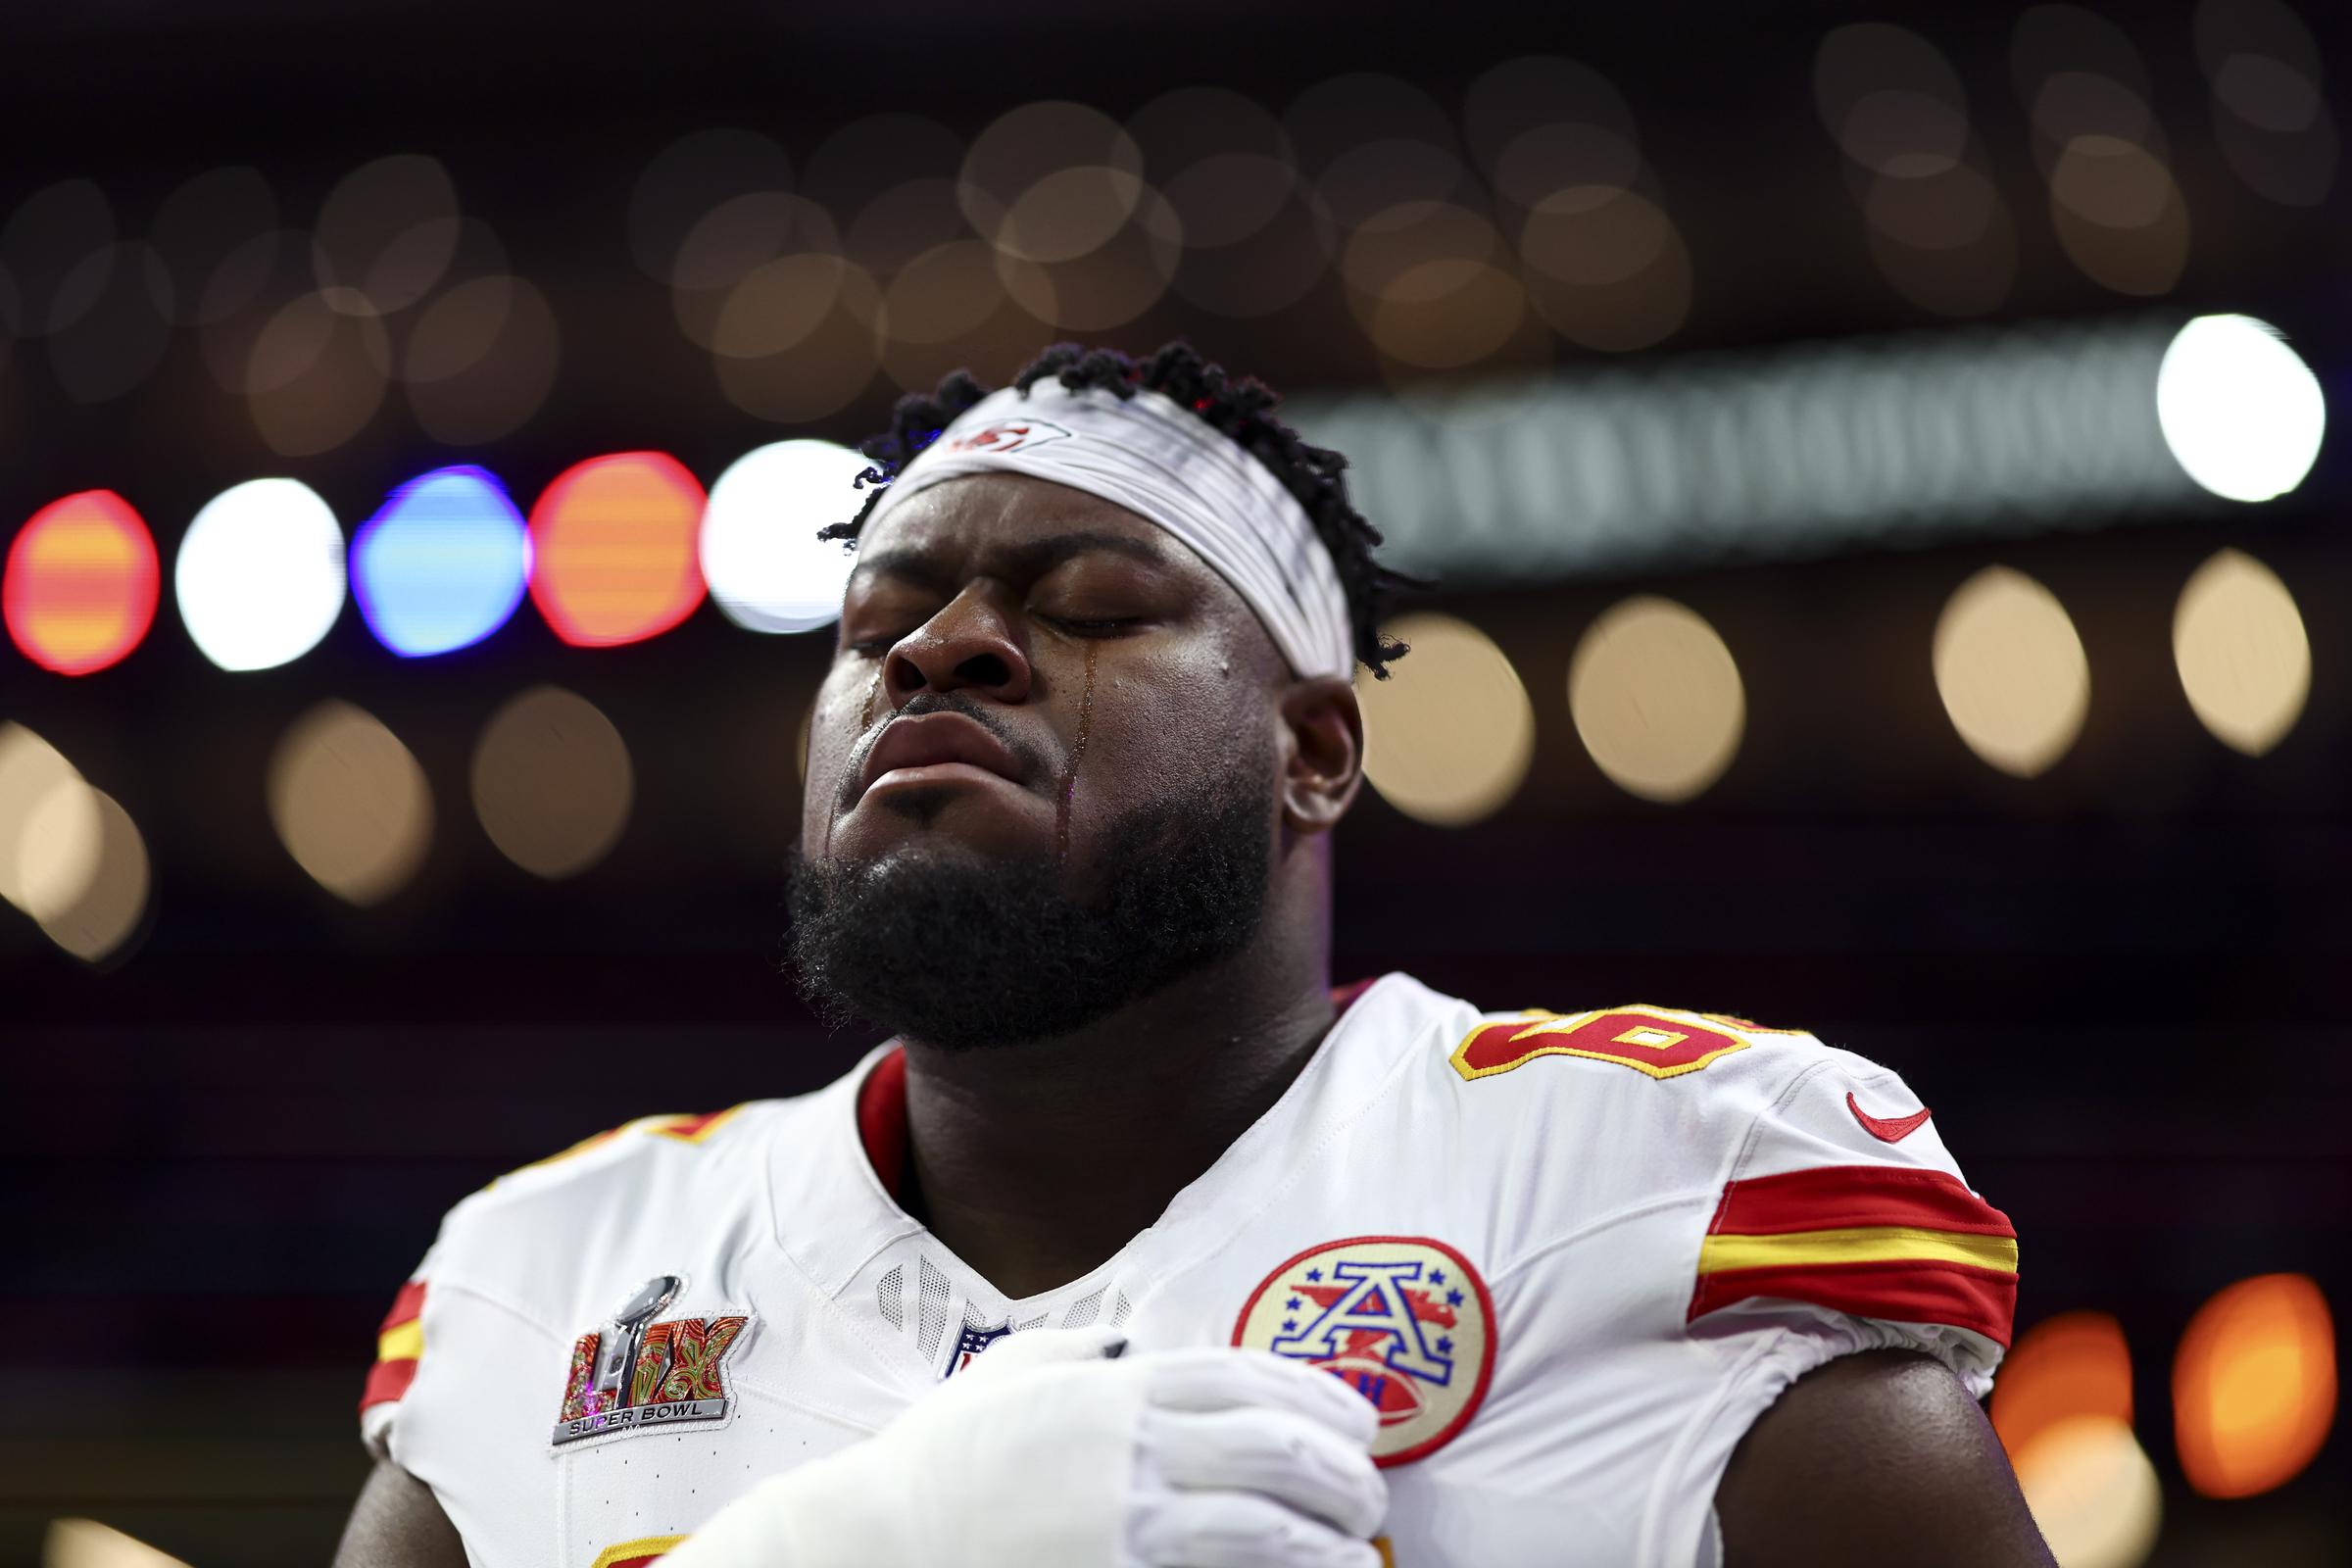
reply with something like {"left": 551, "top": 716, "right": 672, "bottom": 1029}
{"left": 336, "top": 343, "right": 2052, "bottom": 1567}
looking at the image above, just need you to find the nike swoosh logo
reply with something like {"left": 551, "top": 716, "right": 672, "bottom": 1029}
{"left": 1846, "top": 1091, "right": 1933, "bottom": 1143}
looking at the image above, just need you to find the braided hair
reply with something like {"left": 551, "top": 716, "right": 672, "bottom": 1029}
{"left": 818, "top": 342, "right": 1421, "bottom": 678}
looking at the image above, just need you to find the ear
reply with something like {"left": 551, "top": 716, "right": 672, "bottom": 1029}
{"left": 1278, "top": 675, "right": 1363, "bottom": 835}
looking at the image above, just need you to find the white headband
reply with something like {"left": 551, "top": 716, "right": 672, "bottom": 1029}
{"left": 858, "top": 382, "right": 1355, "bottom": 681}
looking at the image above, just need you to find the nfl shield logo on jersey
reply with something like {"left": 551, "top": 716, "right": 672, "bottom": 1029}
{"left": 1233, "top": 1236, "right": 1495, "bottom": 1466}
{"left": 945, "top": 1320, "right": 1012, "bottom": 1377}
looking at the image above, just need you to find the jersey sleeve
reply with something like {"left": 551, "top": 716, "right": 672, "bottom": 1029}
{"left": 1684, "top": 1050, "right": 2015, "bottom": 1384}
{"left": 1641, "top": 1048, "right": 2016, "bottom": 1565}
{"left": 358, "top": 1267, "right": 431, "bottom": 1459}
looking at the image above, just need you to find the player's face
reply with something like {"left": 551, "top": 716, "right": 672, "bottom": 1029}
{"left": 801, "top": 471, "right": 1286, "bottom": 886}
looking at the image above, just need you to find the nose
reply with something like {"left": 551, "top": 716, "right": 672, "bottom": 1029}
{"left": 882, "top": 584, "right": 1033, "bottom": 707}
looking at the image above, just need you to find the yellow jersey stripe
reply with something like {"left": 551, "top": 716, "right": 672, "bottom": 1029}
{"left": 377, "top": 1318, "right": 424, "bottom": 1363}
{"left": 1697, "top": 1224, "right": 2019, "bottom": 1276}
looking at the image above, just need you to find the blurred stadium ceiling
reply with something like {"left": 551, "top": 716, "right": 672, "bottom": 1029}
{"left": 1, "top": 2, "right": 2340, "bottom": 584}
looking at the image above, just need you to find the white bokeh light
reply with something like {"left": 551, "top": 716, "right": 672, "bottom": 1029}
{"left": 699, "top": 440, "right": 872, "bottom": 634}
{"left": 2156, "top": 315, "right": 2326, "bottom": 502}
{"left": 174, "top": 478, "right": 347, "bottom": 670}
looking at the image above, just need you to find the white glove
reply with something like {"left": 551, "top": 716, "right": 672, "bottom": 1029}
{"left": 661, "top": 1326, "right": 1388, "bottom": 1568}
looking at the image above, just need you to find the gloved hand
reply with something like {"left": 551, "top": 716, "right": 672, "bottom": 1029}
{"left": 661, "top": 1325, "right": 1387, "bottom": 1568}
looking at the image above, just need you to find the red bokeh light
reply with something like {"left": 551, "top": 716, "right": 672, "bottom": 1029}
{"left": 3, "top": 490, "right": 162, "bottom": 676}
{"left": 526, "top": 453, "right": 708, "bottom": 648}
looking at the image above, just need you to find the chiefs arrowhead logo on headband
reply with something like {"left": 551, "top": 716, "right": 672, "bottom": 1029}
{"left": 942, "top": 418, "right": 1072, "bottom": 457}
{"left": 866, "top": 382, "right": 1355, "bottom": 684}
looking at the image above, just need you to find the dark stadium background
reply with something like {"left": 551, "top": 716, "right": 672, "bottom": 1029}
{"left": 2, "top": 2, "right": 2344, "bottom": 1563}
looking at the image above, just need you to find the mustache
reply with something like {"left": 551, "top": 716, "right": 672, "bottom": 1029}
{"left": 835, "top": 690, "right": 1055, "bottom": 808}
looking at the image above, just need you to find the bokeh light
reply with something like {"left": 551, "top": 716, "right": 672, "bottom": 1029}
{"left": 2172, "top": 549, "right": 2309, "bottom": 757}
{"left": 14, "top": 774, "right": 151, "bottom": 965}
{"left": 1288, "top": 73, "right": 1460, "bottom": 227}
{"left": 2009, "top": 8, "right": 2190, "bottom": 298}
{"left": 351, "top": 466, "right": 532, "bottom": 658}
{"left": 45, "top": 1518, "right": 193, "bottom": 1568}
{"left": 1568, "top": 597, "right": 1743, "bottom": 803}
{"left": 2047, "top": 136, "right": 2189, "bottom": 296}
{"left": 1933, "top": 566, "right": 2088, "bottom": 778}
{"left": 2196, "top": 0, "right": 2337, "bottom": 207}
{"left": 1815, "top": 23, "right": 2018, "bottom": 317}
{"left": 268, "top": 700, "right": 433, "bottom": 906}
{"left": 1135, "top": 86, "right": 1331, "bottom": 321}
{"left": 2174, "top": 1272, "right": 2336, "bottom": 1498}
{"left": 194, "top": 227, "right": 310, "bottom": 390}
{"left": 2011, "top": 1416, "right": 2162, "bottom": 1568}
{"left": 471, "top": 686, "right": 634, "bottom": 879}
{"left": 244, "top": 287, "right": 391, "bottom": 456}
{"left": 313, "top": 153, "right": 460, "bottom": 314}
{"left": 174, "top": 478, "right": 347, "bottom": 672}
{"left": 526, "top": 453, "right": 707, "bottom": 648}
{"left": 4, "top": 490, "right": 160, "bottom": 675}
{"left": 700, "top": 441, "right": 869, "bottom": 634}
{"left": 1517, "top": 185, "right": 1691, "bottom": 352}
{"left": 626, "top": 127, "right": 794, "bottom": 281}
{"left": 1991, "top": 1311, "right": 2134, "bottom": 1463}
{"left": 0, "top": 723, "right": 96, "bottom": 916}
{"left": 1356, "top": 612, "right": 1534, "bottom": 826}
{"left": 712, "top": 257, "right": 881, "bottom": 421}
{"left": 669, "top": 191, "right": 839, "bottom": 351}
{"left": 403, "top": 274, "right": 562, "bottom": 444}
{"left": 2156, "top": 315, "right": 2326, "bottom": 503}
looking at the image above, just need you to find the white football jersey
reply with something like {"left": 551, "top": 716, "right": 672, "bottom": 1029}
{"left": 361, "top": 973, "right": 2016, "bottom": 1568}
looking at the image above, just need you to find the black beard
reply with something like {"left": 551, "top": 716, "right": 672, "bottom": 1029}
{"left": 786, "top": 771, "right": 1272, "bottom": 1052}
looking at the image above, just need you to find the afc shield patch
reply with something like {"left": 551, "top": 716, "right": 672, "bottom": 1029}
{"left": 1233, "top": 1236, "right": 1495, "bottom": 1467}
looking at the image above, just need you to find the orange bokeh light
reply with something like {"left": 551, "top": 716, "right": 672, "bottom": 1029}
{"left": 3, "top": 490, "right": 161, "bottom": 676}
{"left": 526, "top": 453, "right": 708, "bottom": 648}
{"left": 2174, "top": 1273, "right": 2336, "bottom": 1498}
{"left": 1990, "top": 1310, "right": 2133, "bottom": 1463}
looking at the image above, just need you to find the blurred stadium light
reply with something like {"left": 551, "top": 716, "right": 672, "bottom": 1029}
{"left": 1289, "top": 314, "right": 2320, "bottom": 585}
{"left": 470, "top": 685, "right": 635, "bottom": 879}
{"left": 1992, "top": 1311, "right": 2135, "bottom": 1463}
{"left": 2011, "top": 1416, "right": 2163, "bottom": 1568}
{"left": 172, "top": 477, "right": 346, "bottom": 672}
{"left": 44, "top": 1520, "right": 190, "bottom": 1568}
{"left": 1, "top": 490, "right": 159, "bottom": 676}
{"left": 699, "top": 439, "right": 870, "bottom": 633}
{"left": 1932, "top": 566, "right": 2090, "bottom": 778}
{"left": 268, "top": 700, "right": 434, "bottom": 906}
{"left": 350, "top": 466, "right": 532, "bottom": 659}
{"left": 2174, "top": 1274, "right": 2337, "bottom": 1499}
{"left": 524, "top": 453, "right": 708, "bottom": 648}
{"left": 2172, "top": 548, "right": 2311, "bottom": 757}
{"left": 1567, "top": 596, "right": 1744, "bottom": 803}
{"left": 1356, "top": 612, "right": 1535, "bottom": 825}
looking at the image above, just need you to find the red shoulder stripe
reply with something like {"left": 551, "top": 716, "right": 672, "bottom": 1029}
{"left": 1689, "top": 1258, "right": 2017, "bottom": 1346}
{"left": 361, "top": 1355, "right": 419, "bottom": 1410}
{"left": 1710, "top": 1164, "right": 2015, "bottom": 1238}
{"left": 378, "top": 1279, "right": 426, "bottom": 1333}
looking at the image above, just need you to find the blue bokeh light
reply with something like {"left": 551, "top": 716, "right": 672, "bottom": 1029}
{"left": 351, "top": 466, "right": 532, "bottom": 658}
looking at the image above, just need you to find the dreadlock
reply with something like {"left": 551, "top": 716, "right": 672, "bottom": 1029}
{"left": 817, "top": 341, "right": 1423, "bottom": 678}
